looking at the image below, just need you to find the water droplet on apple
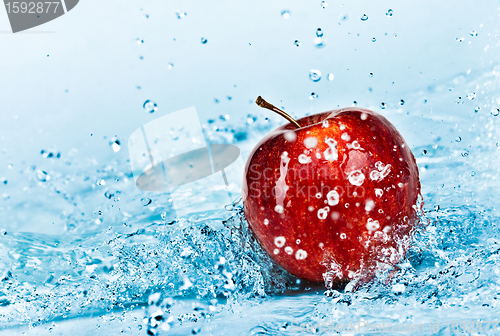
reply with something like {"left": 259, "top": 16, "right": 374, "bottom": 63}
{"left": 374, "top": 189, "right": 383, "bottom": 197}
{"left": 309, "top": 69, "right": 322, "bottom": 82}
{"left": 319, "top": 242, "right": 324, "bottom": 248}
{"left": 366, "top": 218, "right": 380, "bottom": 232}
{"left": 274, "top": 205, "right": 284, "bottom": 213}
{"left": 274, "top": 236, "right": 286, "bottom": 247}
{"left": 296, "top": 239, "right": 301, "bottom": 244}
{"left": 324, "top": 138, "right": 338, "bottom": 161}
{"left": 284, "top": 246, "right": 293, "bottom": 255}
{"left": 322, "top": 120, "right": 329, "bottom": 128}
{"left": 264, "top": 219, "right": 269, "bottom": 225}
{"left": 298, "top": 154, "right": 311, "bottom": 164}
{"left": 304, "top": 137, "right": 318, "bottom": 148}
{"left": 143, "top": 100, "right": 158, "bottom": 113}
{"left": 295, "top": 249, "right": 307, "bottom": 260}
{"left": 341, "top": 133, "right": 351, "bottom": 141}
{"left": 281, "top": 10, "right": 290, "bottom": 19}
{"left": 284, "top": 131, "right": 297, "bottom": 142}
{"left": 348, "top": 170, "right": 365, "bottom": 186}
{"left": 294, "top": 40, "right": 301, "bottom": 47}
{"left": 273, "top": 249, "right": 279, "bottom": 255}
{"left": 326, "top": 190, "right": 339, "bottom": 206}
{"left": 340, "top": 233, "right": 346, "bottom": 239}
{"left": 308, "top": 206, "right": 314, "bottom": 212}
{"left": 317, "top": 207, "right": 329, "bottom": 219}
{"left": 365, "top": 199, "right": 375, "bottom": 211}
{"left": 332, "top": 211, "right": 340, "bottom": 220}
{"left": 360, "top": 113, "right": 368, "bottom": 120}
{"left": 315, "top": 193, "right": 322, "bottom": 199}
{"left": 361, "top": 14, "right": 368, "bottom": 21}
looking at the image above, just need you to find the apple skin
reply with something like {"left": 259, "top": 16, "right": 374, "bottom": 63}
{"left": 242, "top": 107, "right": 420, "bottom": 284}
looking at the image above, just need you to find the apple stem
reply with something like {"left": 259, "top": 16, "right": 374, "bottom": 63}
{"left": 255, "top": 96, "right": 301, "bottom": 128}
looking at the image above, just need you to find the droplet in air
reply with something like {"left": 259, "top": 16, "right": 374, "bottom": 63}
{"left": 110, "top": 137, "right": 121, "bottom": 152}
{"left": 310, "top": 92, "right": 318, "bottom": 100}
{"left": 461, "top": 150, "right": 469, "bottom": 157}
{"left": 327, "top": 73, "right": 334, "bottom": 81}
{"left": 469, "top": 31, "right": 478, "bottom": 37}
{"left": 471, "top": 171, "right": 476, "bottom": 176}
{"left": 372, "top": 37, "right": 377, "bottom": 42}
{"left": 176, "top": 10, "right": 186, "bottom": 19}
{"left": 37, "top": 170, "right": 50, "bottom": 182}
{"left": 491, "top": 108, "right": 500, "bottom": 117}
{"left": 381, "top": 102, "right": 387, "bottom": 109}
{"left": 455, "top": 137, "right": 462, "bottom": 142}
{"left": 141, "top": 198, "right": 152, "bottom": 206}
{"left": 143, "top": 14, "right": 149, "bottom": 19}
{"left": 167, "top": 63, "right": 174, "bottom": 69}
{"left": 399, "top": 99, "right": 405, "bottom": 106}
{"left": 294, "top": 40, "right": 301, "bottom": 47}
{"left": 313, "top": 37, "right": 327, "bottom": 48}
{"left": 281, "top": 10, "right": 290, "bottom": 19}
{"left": 466, "top": 92, "right": 476, "bottom": 100}
{"left": 201, "top": 37, "right": 208, "bottom": 44}
{"left": 369, "top": 72, "right": 373, "bottom": 77}
{"left": 361, "top": 14, "right": 368, "bottom": 21}
{"left": 143, "top": 100, "right": 158, "bottom": 113}
{"left": 316, "top": 28, "right": 324, "bottom": 37}
{"left": 474, "top": 107, "right": 480, "bottom": 113}
{"left": 456, "top": 37, "right": 464, "bottom": 42}
{"left": 321, "top": 1, "right": 328, "bottom": 9}
{"left": 386, "top": 9, "right": 393, "bottom": 16}
{"left": 136, "top": 38, "right": 144, "bottom": 44}
{"left": 309, "top": 69, "right": 322, "bottom": 82}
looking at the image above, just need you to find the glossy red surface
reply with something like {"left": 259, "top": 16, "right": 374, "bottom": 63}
{"left": 242, "top": 108, "right": 421, "bottom": 283}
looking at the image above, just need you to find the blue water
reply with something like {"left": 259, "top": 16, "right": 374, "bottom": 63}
{"left": 1, "top": 1, "right": 500, "bottom": 335}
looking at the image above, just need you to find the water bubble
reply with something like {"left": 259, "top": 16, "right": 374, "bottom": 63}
{"left": 167, "top": 63, "right": 174, "bottom": 69}
{"left": 36, "top": 170, "right": 50, "bottom": 182}
{"left": 321, "top": 1, "right": 328, "bottom": 9}
{"left": 309, "top": 92, "right": 318, "bottom": 100}
{"left": 143, "top": 100, "right": 158, "bottom": 113}
{"left": 466, "top": 92, "right": 476, "bottom": 100}
{"left": 201, "top": 37, "right": 208, "bottom": 44}
{"left": 421, "top": 149, "right": 427, "bottom": 155}
{"left": 281, "top": 10, "right": 290, "bottom": 19}
{"left": 474, "top": 107, "right": 480, "bottom": 113}
{"left": 285, "top": 246, "right": 294, "bottom": 255}
{"left": 298, "top": 154, "right": 311, "bottom": 164}
{"left": 456, "top": 37, "right": 464, "bottom": 42}
{"left": 340, "top": 233, "right": 346, "bottom": 239}
{"left": 471, "top": 171, "right": 476, "bottom": 176}
{"left": 176, "top": 10, "right": 186, "bottom": 19}
{"left": 386, "top": 9, "right": 393, "bottom": 16}
{"left": 461, "top": 150, "right": 469, "bottom": 157}
{"left": 399, "top": 99, "right": 405, "bottom": 106}
{"left": 369, "top": 72, "right": 373, "bottom": 77}
{"left": 327, "top": 73, "right": 334, "bottom": 81}
{"left": 136, "top": 38, "right": 144, "bottom": 44}
{"left": 141, "top": 198, "right": 152, "bottom": 206}
{"left": 309, "top": 69, "right": 322, "bottom": 82}
{"left": 455, "top": 136, "right": 462, "bottom": 142}
{"left": 380, "top": 102, "right": 387, "bottom": 109}
{"left": 469, "top": 31, "right": 478, "bottom": 36}
{"left": 372, "top": 37, "right": 377, "bottom": 42}
{"left": 317, "top": 207, "right": 329, "bottom": 219}
{"left": 326, "top": 190, "right": 339, "bottom": 206}
{"left": 316, "top": 28, "right": 324, "bottom": 37}
{"left": 360, "top": 14, "right": 368, "bottom": 21}
{"left": 366, "top": 218, "right": 380, "bottom": 231}
{"left": 313, "top": 37, "right": 326, "bottom": 48}
{"left": 347, "top": 170, "right": 365, "bottom": 186}
{"left": 294, "top": 40, "right": 301, "bottom": 47}
{"left": 110, "top": 137, "right": 121, "bottom": 152}
{"left": 491, "top": 108, "right": 500, "bottom": 117}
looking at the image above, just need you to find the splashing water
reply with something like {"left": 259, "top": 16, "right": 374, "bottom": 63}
{"left": 2, "top": 64, "right": 500, "bottom": 335}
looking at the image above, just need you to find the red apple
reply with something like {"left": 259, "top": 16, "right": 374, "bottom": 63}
{"left": 242, "top": 102, "right": 420, "bottom": 285}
